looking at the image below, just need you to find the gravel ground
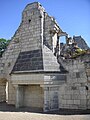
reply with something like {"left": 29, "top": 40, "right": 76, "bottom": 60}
{"left": 0, "top": 102, "right": 90, "bottom": 120}
{"left": 0, "top": 112, "right": 90, "bottom": 120}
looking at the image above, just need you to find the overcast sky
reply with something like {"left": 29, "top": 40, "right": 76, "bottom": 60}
{"left": 0, "top": 0, "right": 89, "bottom": 46}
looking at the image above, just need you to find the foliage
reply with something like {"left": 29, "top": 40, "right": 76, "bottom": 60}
{"left": 70, "top": 49, "right": 86, "bottom": 58}
{"left": 60, "top": 45, "right": 87, "bottom": 59}
{"left": 0, "top": 38, "right": 10, "bottom": 57}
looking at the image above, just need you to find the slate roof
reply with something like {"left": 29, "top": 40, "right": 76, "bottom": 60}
{"left": 12, "top": 49, "right": 43, "bottom": 72}
{"left": 73, "top": 36, "right": 89, "bottom": 50}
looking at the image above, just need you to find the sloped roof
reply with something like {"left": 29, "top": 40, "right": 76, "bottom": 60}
{"left": 12, "top": 49, "right": 43, "bottom": 72}
{"left": 73, "top": 36, "right": 89, "bottom": 50}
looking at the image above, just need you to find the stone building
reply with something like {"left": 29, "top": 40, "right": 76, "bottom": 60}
{"left": 0, "top": 2, "right": 90, "bottom": 112}
{"left": 73, "top": 36, "right": 89, "bottom": 50}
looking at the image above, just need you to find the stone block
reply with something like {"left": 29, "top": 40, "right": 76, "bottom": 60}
{"left": 69, "top": 105, "right": 79, "bottom": 109}
{"left": 71, "top": 94, "right": 80, "bottom": 100}
{"left": 87, "top": 105, "right": 90, "bottom": 109}
{"left": 86, "top": 69, "right": 90, "bottom": 76}
{"left": 77, "top": 78, "right": 87, "bottom": 83}
{"left": 63, "top": 94, "right": 71, "bottom": 100}
{"left": 88, "top": 77, "right": 90, "bottom": 81}
{"left": 80, "top": 89, "right": 87, "bottom": 95}
{"left": 65, "top": 90, "right": 73, "bottom": 95}
{"left": 74, "top": 100, "right": 80, "bottom": 105}
{"left": 80, "top": 99, "right": 86, "bottom": 105}
{"left": 59, "top": 104, "right": 70, "bottom": 109}
{"left": 80, "top": 95, "right": 86, "bottom": 99}
{"left": 67, "top": 100, "right": 73, "bottom": 105}
{"left": 61, "top": 100, "right": 67, "bottom": 104}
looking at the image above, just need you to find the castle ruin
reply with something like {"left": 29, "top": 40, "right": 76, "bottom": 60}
{"left": 0, "top": 2, "right": 90, "bottom": 112}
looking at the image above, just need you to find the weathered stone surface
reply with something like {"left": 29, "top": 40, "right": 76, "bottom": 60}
{"left": 0, "top": 2, "right": 90, "bottom": 112}
{"left": 0, "top": 2, "right": 62, "bottom": 111}
{"left": 58, "top": 55, "right": 90, "bottom": 110}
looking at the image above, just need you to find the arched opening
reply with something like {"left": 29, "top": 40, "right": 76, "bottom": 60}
{"left": 60, "top": 36, "right": 66, "bottom": 44}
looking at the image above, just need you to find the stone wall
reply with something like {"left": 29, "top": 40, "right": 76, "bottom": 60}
{"left": 43, "top": 45, "right": 60, "bottom": 71}
{"left": 43, "top": 86, "right": 59, "bottom": 111}
{"left": 24, "top": 85, "right": 43, "bottom": 109}
{"left": 59, "top": 54, "right": 90, "bottom": 109}
{"left": 84, "top": 58, "right": 90, "bottom": 109}
{"left": 0, "top": 80, "right": 6, "bottom": 102}
{"left": 43, "top": 12, "right": 59, "bottom": 51}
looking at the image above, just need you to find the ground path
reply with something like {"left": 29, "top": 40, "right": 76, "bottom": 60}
{"left": 0, "top": 112, "right": 90, "bottom": 120}
{"left": 0, "top": 102, "right": 90, "bottom": 120}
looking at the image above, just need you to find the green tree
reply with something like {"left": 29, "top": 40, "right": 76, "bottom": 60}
{"left": 0, "top": 38, "right": 10, "bottom": 57}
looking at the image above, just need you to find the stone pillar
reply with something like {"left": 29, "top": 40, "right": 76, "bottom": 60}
{"left": 15, "top": 85, "right": 20, "bottom": 108}
{"left": 43, "top": 87, "right": 50, "bottom": 112}
{"left": 15, "top": 85, "right": 24, "bottom": 108}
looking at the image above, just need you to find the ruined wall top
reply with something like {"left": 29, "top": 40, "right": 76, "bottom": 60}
{"left": 22, "top": 2, "right": 60, "bottom": 30}
{"left": 23, "top": 2, "right": 45, "bottom": 12}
